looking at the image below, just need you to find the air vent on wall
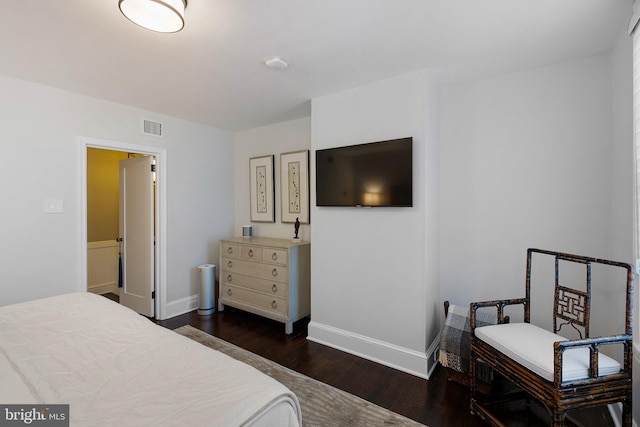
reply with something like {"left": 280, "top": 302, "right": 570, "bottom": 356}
{"left": 142, "top": 119, "right": 163, "bottom": 137}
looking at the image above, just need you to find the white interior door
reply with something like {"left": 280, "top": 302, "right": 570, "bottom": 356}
{"left": 119, "top": 156, "right": 155, "bottom": 317}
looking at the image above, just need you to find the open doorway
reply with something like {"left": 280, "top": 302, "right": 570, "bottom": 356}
{"left": 79, "top": 137, "right": 168, "bottom": 320}
{"left": 86, "top": 149, "right": 155, "bottom": 316}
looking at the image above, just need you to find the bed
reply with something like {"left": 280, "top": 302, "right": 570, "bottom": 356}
{"left": 0, "top": 292, "right": 302, "bottom": 426}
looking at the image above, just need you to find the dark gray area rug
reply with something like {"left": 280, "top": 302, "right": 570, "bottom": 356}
{"left": 174, "top": 325, "right": 427, "bottom": 427}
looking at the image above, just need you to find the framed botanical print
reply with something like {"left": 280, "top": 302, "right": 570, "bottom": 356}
{"left": 280, "top": 150, "right": 309, "bottom": 224}
{"left": 249, "top": 155, "right": 275, "bottom": 222}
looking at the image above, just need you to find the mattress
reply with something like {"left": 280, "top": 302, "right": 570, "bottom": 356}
{"left": 0, "top": 292, "right": 301, "bottom": 426}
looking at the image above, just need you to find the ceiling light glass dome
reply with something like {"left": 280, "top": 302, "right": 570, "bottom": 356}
{"left": 119, "top": 0, "right": 187, "bottom": 33}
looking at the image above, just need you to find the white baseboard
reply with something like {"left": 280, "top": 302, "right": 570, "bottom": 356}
{"left": 426, "top": 331, "right": 441, "bottom": 378}
{"left": 88, "top": 282, "right": 118, "bottom": 295}
{"left": 307, "top": 321, "right": 431, "bottom": 379}
{"left": 165, "top": 294, "right": 198, "bottom": 319}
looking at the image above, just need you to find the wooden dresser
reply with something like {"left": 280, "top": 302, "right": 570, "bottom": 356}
{"left": 218, "top": 237, "right": 311, "bottom": 334}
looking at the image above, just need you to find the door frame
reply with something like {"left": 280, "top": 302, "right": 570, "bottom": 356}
{"left": 79, "top": 137, "right": 168, "bottom": 320}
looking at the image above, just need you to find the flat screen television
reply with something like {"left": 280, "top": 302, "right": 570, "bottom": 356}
{"left": 315, "top": 137, "right": 413, "bottom": 207}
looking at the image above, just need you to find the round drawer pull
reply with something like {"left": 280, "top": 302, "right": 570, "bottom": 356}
{"left": 227, "top": 246, "right": 233, "bottom": 254}
{"left": 227, "top": 260, "right": 233, "bottom": 268}
{"left": 227, "top": 274, "right": 232, "bottom": 282}
{"left": 272, "top": 268, "right": 278, "bottom": 277}
{"left": 227, "top": 289, "right": 232, "bottom": 296}
{"left": 248, "top": 249, "right": 254, "bottom": 257}
{"left": 271, "top": 300, "right": 277, "bottom": 309}
{"left": 272, "top": 284, "right": 278, "bottom": 293}
{"left": 271, "top": 252, "right": 278, "bottom": 261}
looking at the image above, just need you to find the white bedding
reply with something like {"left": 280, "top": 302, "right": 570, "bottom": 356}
{"left": 0, "top": 293, "right": 301, "bottom": 426}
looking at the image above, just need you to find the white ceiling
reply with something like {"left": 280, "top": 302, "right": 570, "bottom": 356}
{"left": 0, "top": 1, "right": 631, "bottom": 131}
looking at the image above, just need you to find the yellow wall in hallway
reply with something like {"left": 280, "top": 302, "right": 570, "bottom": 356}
{"left": 87, "top": 148, "right": 128, "bottom": 242}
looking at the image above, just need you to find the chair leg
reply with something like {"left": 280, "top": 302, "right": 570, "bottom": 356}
{"left": 552, "top": 410, "right": 566, "bottom": 427}
{"left": 622, "top": 398, "right": 632, "bottom": 427}
{"left": 469, "top": 348, "right": 477, "bottom": 414}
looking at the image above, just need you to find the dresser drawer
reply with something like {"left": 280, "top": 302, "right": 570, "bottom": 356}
{"left": 262, "top": 248, "right": 288, "bottom": 265}
{"left": 221, "top": 284, "right": 286, "bottom": 315}
{"left": 221, "top": 257, "right": 287, "bottom": 283}
{"left": 220, "top": 270, "right": 287, "bottom": 297}
{"left": 221, "top": 243, "right": 240, "bottom": 258}
{"left": 240, "top": 245, "right": 261, "bottom": 260}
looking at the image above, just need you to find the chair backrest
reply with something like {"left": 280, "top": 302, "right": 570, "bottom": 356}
{"left": 552, "top": 254, "right": 591, "bottom": 339}
{"left": 525, "top": 248, "right": 633, "bottom": 339}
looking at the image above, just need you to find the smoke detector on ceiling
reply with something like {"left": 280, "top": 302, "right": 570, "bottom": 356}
{"left": 264, "top": 56, "right": 289, "bottom": 70}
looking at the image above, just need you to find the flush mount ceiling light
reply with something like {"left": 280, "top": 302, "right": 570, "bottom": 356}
{"left": 119, "top": 0, "right": 187, "bottom": 33}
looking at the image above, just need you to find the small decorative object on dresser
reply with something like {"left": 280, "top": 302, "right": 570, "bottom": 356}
{"left": 219, "top": 237, "right": 311, "bottom": 334}
{"left": 292, "top": 217, "right": 300, "bottom": 242}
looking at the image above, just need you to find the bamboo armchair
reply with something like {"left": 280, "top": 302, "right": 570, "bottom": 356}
{"left": 469, "top": 248, "right": 634, "bottom": 426}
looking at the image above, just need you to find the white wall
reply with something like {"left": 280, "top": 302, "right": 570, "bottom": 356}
{"left": 610, "top": 25, "right": 640, "bottom": 424}
{"left": 308, "top": 70, "right": 441, "bottom": 378}
{"left": 439, "top": 52, "right": 633, "bottom": 329}
{"left": 611, "top": 26, "right": 634, "bottom": 267}
{"left": 0, "top": 75, "right": 234, "bottom": 312}
{"left": 233, "top": 117, "right": 311, "bottom": 239}
{"left": 609, "top": 29, "right": 634, "bottom": 367}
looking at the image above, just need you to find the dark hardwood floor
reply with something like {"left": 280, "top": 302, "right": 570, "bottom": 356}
{"left": 150, "top": 304, "right": 614, "bottom": 427}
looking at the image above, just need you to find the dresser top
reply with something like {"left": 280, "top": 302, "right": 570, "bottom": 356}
{"left": 221, "top": 236, "right": 310, "bottom": 247}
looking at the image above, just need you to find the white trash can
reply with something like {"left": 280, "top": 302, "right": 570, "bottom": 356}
{"left": 197, "top": 264, "right": 216, "bottom": 315}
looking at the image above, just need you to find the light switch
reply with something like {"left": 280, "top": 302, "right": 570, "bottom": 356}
{"left": 44, "top": 199, "right": 64, "bottom": 214}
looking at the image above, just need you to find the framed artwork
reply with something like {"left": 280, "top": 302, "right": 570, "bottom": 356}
{"left": 249, "top": 155, "right": 275, "bottom": 222}
{"left": 280, "top": 150, "right": 309, "bottom": 224}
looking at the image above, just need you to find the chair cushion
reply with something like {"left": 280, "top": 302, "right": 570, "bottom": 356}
{"left": 475, "top": 323, "right": 620, "bottom": 382}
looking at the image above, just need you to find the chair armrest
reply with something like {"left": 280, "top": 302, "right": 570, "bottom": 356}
{"left": 470, "top": 298, "right": 525, "bottom": 333}
{"left": 553, "top": 334, "right": 633, "bottom": 387}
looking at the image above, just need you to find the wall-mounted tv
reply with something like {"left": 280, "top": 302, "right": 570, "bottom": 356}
{"left": 315, "top": 137, "right": 413, "bottom": 207}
